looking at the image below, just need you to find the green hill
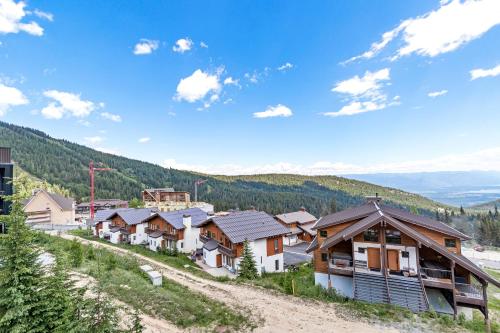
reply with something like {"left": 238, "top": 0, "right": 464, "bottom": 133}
{"left": 471, "top": 199, "right": 500, "bottom": 212}
{"left": 0, "top": 121, "right": 449, "bottom": 217}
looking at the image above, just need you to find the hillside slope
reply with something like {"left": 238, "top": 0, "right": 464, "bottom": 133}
{"left": 471, "top": 199, "right": 500, "bottom": 211}
{"left": 0, "top": 121, "right": 448, "bottom": 216}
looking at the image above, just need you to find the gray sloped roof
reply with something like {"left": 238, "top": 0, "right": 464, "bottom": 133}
{"left": 158, "top": 208, "right": 208, "bottom": 229}
{"left": 46, "top": 192, "right": 74, "bottom": 211}
{"left": 94, "top": 208, "right": 132, "bottom": 223}
{"left": 297, "top": 223, "right": 317, "bottom": 236}
{"left": 202, "top": 210, "right": 289, "bottom": 244}
{"left": 110, "top": 208, "right": 155, "bottom": 225}
{"left": 275, "top": 211, "right": 317, "bottom": 225}
{"left": 313, "top": 202, "right": 378, "bottom": 229}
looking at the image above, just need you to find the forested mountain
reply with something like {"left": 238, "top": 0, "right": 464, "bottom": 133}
{"left": 471, "top": 199, "right": 500, "bottom": 211}
{"left": 0, "top": 121, "right": 448, "bottom": 217}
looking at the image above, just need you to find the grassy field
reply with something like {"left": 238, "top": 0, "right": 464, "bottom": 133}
{"left": 39, "top": 233, "right": 255, "bottom": 332}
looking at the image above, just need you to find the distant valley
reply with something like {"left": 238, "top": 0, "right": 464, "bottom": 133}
{"left": 347, "top": 171, "right": 500, "bottom": 207}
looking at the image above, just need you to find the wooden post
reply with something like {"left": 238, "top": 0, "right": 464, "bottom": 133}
{"left": 483, "top": 281, "right": 490, "bottom": 332}
{"left": 416, "top": 242, "right": 430, "bottom": 309}
{"left": 327, "top": 251, "right": 332, "bottom": 289}
{"left": 450, "top": 260, "right": 457, "bottom": 319}
{"left": 380, "top": 220, "right": 391, "bottom": 304}
{"left": 351, "top": 237, "right": 356, "bottom": 297}
{"left": 292, "top": 279, "right": 296, "bottom": 296}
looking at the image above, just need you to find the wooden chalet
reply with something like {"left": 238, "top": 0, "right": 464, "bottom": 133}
{"left": 307, "top": 196, "right": 500, "bottom": 321}
{"left": 275, "top": 208, "right": 317, "bottom": 244}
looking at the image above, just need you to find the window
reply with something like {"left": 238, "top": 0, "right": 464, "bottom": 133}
{"left": 385, "top": 230, "right": 401, "bottom": 244}
{"left": 181, "top": 242, "right": 184, "bottom": 248}
{"left": 319, "top": 230, "right": 327, "bottom": 237}
{"left": 274, "top": 239, "right": 279, "bottom": 252}
{"left": 358, "top": 247, "right": 365, "bottom": 254}
{"left": 275, "top": 259, "right": 279, "bottom": 271}
{"left": 363, "top": 229, "right": 379, "bottom": 242}
{"left": 401, "top": 251, "right": 409, "bottom": 258}
{"left": 321, "top": 253, "right": 328, "bottom": 262}
{"left": 445, "top": 239, "right": 456, "bottom": 248}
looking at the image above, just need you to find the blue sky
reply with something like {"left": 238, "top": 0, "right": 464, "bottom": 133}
{"left": 1, "top": 0, "right": 500, "bottom": 175}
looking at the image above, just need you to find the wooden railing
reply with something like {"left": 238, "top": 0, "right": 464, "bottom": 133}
{"left": 199, "top": 234, "right": 210, "bottom": 243}
{"left": 218, "top": 244, "right": 236, "bottom": 257}
{"left": 455, "top": 283, "right": 483, "bottom": 299}
{"left": 420, "top": 267, "right": 452, "bottom": 280}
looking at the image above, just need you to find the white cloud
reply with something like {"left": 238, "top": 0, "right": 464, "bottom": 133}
{"left": 277, "top": 62, "right": 294, "bottom": 71}
{"left": 100, "top": 112, "right": 122, "bottom": 122}
{"left": 323, "top": 101, "right": 386, "bottom": 117}
{"left": 223, "top": 77, "right": 240, "bottom": 86}
{"left": 200, "top": 41, "right": 208, "bottom": 48}
{"left": 78, "top": 119, "right": 91, "bottom": 127}
{"left": 0, "top": 0, "right": 46, "bottom": 36}
{"left": 133, "top": 39, "right": 159, "bottom": 55}
{"left": 33, "top": 9, "right": 53, "bottom": 21}
{"left": 0, "top": 83, "right": 28, "bottom": 116}
{"left": 244, "top": 72, "right": 258, "bottom": 83}
{"left": 344, "top": 0, "right": 500, "bottom": 62}
{"left": 172, "top": 38, "right": 193, "bottom": 53}
{"left": 253, "top": 104, "right": 293, "bottom": 119}
{"left": 428, "top": 90, "right": 448, "bottom": 98}
{"left": 470, "top": 64, "right": 500, "bottom": 80}
{"left": 167, "top": 111, "right": 176, "bottom": 116}
{"left": 84, "top": 136, "right": 104, "bottom": 144}
{"left": 163, "top": 147, "right": 500, "bottom": 175}
{"left": 138, "top": 137, "right": 150, "bottom": 143}
{"left": 41, "top": 90, "right": 99, "bottom": 119}
{"left": 327, "top": 68, "right": 396, "bottom": 117}
{"left": 175, "top": 69, "right": 221, "bottom": 103}
{"left": 332, "top": 68, "right": 390, "bottom": 97}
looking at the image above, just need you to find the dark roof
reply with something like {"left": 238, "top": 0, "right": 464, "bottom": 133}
{"left": 93, "top": 208, "right": 132, "bottom": 224}
{"left": 158, "top": 208, "right": 208, "bottom": 229}
{"left": 275, "top": 211, "right": 317, "bottom": 225}
{"left": 297, "top": 223, "right": 317, "bottom": 236}
{"left": 313, "top": 201, "right": 470, "bottom": 240}
{"left": 199, "top": 210, "right": 290, "bottom": 244}
{"left": 109, "top": 208, "right": 155, "bottom": 225}
{"left": 203, "top": 239, "right": 219, "bottom": 251}
{"left": 306, "top": 236, "right": 318, "bottom": 253}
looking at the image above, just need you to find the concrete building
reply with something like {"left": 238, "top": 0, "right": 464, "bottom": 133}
{"left": 142, "top": 187, "right": 213, "bottom": 213}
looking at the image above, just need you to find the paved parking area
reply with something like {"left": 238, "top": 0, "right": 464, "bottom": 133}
{"left": 284, "top": 242, "right": 312, "bottom": 268}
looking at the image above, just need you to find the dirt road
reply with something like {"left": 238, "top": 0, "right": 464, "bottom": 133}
{"left": 62, "top": 234, "right": 400, "bottom": 333}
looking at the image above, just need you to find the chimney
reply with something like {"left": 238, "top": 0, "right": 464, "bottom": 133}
{"left": 299, "top": 206, "right": 306, "bottom": 212}
{"left": 366, "top": 193, "right": 382, "bottom": 204}
{"left": 183, "top": 214, "right": 192, "bottom": 228}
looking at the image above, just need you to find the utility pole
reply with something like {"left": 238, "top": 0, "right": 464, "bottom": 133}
{"left": 89, "top": 161, "right": 112, "bottom": 219}
{"left": 194, "top": 179, "right": 207, "bottom": 202}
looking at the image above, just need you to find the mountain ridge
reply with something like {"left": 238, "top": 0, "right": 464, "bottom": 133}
{"left": 0, "top": 121, "right": 448, "bottom": 217}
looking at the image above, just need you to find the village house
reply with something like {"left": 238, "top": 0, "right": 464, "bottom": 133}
{"left": 90, "top": 208, "right": 131, "bottom": 238}
{"left": 106, "top": 208, "right": 156, "bottom": 244}
{"left": 275, "top": 208, "right": 317, "bottom": 245}
{"left": 142, "top": 187, "right": 214, "bottom": 213}
{"left": 307, "top": 196, "right": 500, "bottom": 321}
{"left": 76, "top": 199, "right": 128, "bottom": 219}
{"left": 23, "top": 189, "right": 76, "bottom": 225}
{"left": 141, "top": 207, "right": 208, "bottom": 253}
{"left": 198, "top": 210, "right": 289, "bottom": 274}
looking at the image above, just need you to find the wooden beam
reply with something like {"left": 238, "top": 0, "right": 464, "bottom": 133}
{"left": 380, "top": 220, "right": 391, "bottom": 304}
{"left": 416, "top": 243, "right": 430, "bottom": 309}
{"left": 451, "top": 260, "right": 457, "bottom": 320}
{"left": 327, "top": 251, "right": 332, "bottom": 289}
{"left": 351, "top": 237, "right": 356, "bottom": 297}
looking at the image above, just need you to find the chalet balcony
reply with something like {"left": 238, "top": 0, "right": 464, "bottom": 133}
{"left": 218, "top": 244, "right": 236, "bottom": 257}
{"left": 329, "top": 258, "right": 354, "bottom": 276}
{"left": 420, "top": 267, "right": 453, "bottom": 288}
{"left": 455, "top": 282, "right": 485, "bottom": 306}
{"left": 199, "top": 234, "right": 210, "bottom": 243}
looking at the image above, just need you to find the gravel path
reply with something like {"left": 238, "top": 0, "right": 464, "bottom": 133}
{"left": 62, "top": 234, "right": 399, "bottom": 333}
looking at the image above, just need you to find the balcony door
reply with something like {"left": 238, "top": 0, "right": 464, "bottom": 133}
{"left": 386, "top": 249, "right": 400, "bottom": 271}
{"left": 367, "top": 247, "right": 381, "bottom": 270}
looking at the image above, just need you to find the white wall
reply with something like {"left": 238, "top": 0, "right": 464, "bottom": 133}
{"left": 203, "top": 248, "right": 219, "bottom": 267}
{"left": 148, "top": 236, "right": 162, "bottom": 251}
{"left": 353, "top": 242, "right": 417, "bottom": 273}
{"left": 132, "top": 223, "right": 148, "bottom": 245}
{"left": 179, "top": 216, "right": 200, "bottom": 253}
{"left": 110, "top": 231, "right": 120, "bottom": 244}
{"left": 314, "top": 273, "right": 353, "bottom": 298}
{"left": 248, "top": 238, "right": 284, "bottom": 274}
{"left": 284, "top": 235, "right": 298, "bottom": 246}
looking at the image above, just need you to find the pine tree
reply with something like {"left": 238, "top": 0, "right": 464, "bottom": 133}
{"left": 329, "top": 198, "right": 337, "bottom": 214}
{"left": 238, "top": 240, "right": 258, "bottom": 279}
{"left": 0, "top": 180, "right": 47, "bottom": 332}
{"left": 460, "top": 206, "right": 465, "bottom": 215}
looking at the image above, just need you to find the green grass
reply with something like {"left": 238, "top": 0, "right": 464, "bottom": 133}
{"left": 485, "top": 269, "right": 500, "bottom": 318}
{"left": 70, "top": 229, "right": 214, "bottom": 280}
{"left": 38, "top": 233, "right": 255, "bottom": 332}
